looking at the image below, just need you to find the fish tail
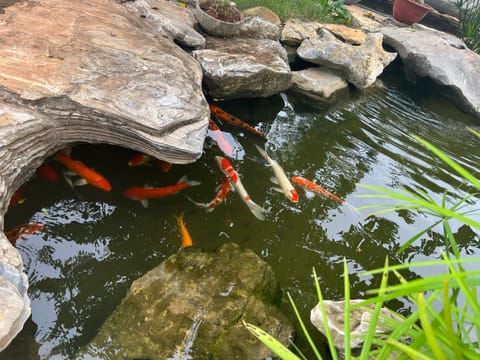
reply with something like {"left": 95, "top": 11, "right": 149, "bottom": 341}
{"left": 255, "top": 144, "right": 269, "bottom": 162}
{"left": 246, "top": 199, "right": 267, "bottom": 221}
{"left": 178, "top": 175, "right": 201, "bottom": 187}
{"left": 186, "top": 195, "right": 208, "bottom": 209}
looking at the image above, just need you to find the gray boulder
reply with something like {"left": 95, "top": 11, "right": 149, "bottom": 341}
{"left": 381, "top": 25, "right": 480, "bottom": 121}
{"left": 193, "top": 37, "right": 291, "bottom": 99}
{"left": 297, "top": 30, "right": 397, "bottom": 89}
{"left": 289, "top": 67, "right": 349, "bottom": 104}
{"left": 79, "top": 243, "right": 294, "bottom": 359}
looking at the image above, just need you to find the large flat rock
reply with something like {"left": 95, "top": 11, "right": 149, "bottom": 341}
{"left": 0, "top": 0, "right": 209, "bottom": 350}
{"left": 381, "top": 25, "right": 480, "bottom": 121}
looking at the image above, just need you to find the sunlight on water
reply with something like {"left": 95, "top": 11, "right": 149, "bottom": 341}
{"left": 3, "top": 75, "right": 480, "bottom": 358}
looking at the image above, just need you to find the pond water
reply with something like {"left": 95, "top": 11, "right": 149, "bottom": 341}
{"left": 3, "top": 66, "right": 480, "bottom": 359}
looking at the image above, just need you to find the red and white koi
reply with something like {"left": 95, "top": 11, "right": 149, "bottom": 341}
{"left": 291, "top": 176, "right": 345, "bottom": 204}
{"left": 123, "top": 175, "right": 201, "bottom": 208}
{"left": 215, "top": 156, "right": 267, "bottom": 220}
{"left": 255, "top": 145, "right": 298, "bottom": 203}
{"left": 187, "top": 176, "right": 232, "bottom": 212}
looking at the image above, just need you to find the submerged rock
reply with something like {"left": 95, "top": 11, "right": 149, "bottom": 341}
{"left": 381, "top": 25, "right": 480, "bottom": 121}
{"left": 79, "top": 243, "right": 294, "bottom": 359}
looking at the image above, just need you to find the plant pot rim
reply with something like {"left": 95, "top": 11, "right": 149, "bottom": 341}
{"left": 195, "top": 1, "right": 245, "bottom": 37}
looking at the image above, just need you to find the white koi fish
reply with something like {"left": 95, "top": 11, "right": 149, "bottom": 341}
{"left": 215, "top": 156, "right": 267, "bottom": 221}
{"left": 255, "top": 145, "right": 299, "bottom": 203}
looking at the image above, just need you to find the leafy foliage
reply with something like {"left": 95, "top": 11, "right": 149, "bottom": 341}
{"left": 456, "top": 0, "right": 480, "bottom": 53}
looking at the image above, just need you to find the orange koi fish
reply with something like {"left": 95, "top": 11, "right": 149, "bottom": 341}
{"left": 291, "top": 176, "right": 345, "bottom": 204}
{"left": 156, "top": 159, "right": 173, "bottom": 173}
{"left": 209, "top": 104, "right": 267, "bottom": 140}
{"left": 128, "top": 153, "right": 152, "bottom": 167}
{"left": 216, "top": 156, "right": 267, "bottom": 220}
{"left": 175, "top": 213, "right": 193, "bottom": 248}
{"left": 54, "top": 151, "right": 112, "bottom": 191}
{"left": 128, "top": 153, "right": 173, "bottom": 173}
{"left": 36, "top": 163, "right": 59, "bottom": 182}
{"left": 4, "top": 223, "right": 44, "bottom": 244}
{"left": 187, "top": 176, "right": 232, "bottom": 212}
{"left": 123, "top": 175, "right": 201, "bottom": 208}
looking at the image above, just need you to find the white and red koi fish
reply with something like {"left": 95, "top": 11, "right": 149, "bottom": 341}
{"left": 215, "top": 156, "right": 267, "bottom": 221}
{"left": 255, "top": 145, "right": 298, "bottom": 203}
{"left": 123, "top": 175, "right": 201, "bottom": 208}
{"left": 291, "top": 176, "right": 345, "bottom": 204}
{"left": 187, "top": 176, "right": 232, "bottom": 212}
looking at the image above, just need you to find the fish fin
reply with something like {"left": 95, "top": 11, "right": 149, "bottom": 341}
{"left": 246, "top": 200, "right": 268, "bottom": 221}
{"left": 270, "top": 176, "right": 279, "bottom": 185}
{"left": 64, "top": 170, "right": 77, "bottom": 177}
{"left": 273, "top": 187, "right": 283, "bottom": 193}
{"left": 188, "top": 180, "right": 201, "bottom": 187}
{"left": 140, "top": 200, "right": 149, "bottom": 208}
{"left": 74, "top": 178, "right": 89, "bottom": 186}
{"left": 205, "top": 207, "right": 215, "bottom": 213}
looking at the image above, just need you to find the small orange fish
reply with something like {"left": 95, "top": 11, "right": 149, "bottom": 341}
{"left": 128, "top": 153, "right": 152, "bottom": 167}
{"left": 291, "top": 176, "right": 345, "bottom": 204}
{"left": 187, "top": 176, "right": 232, "bottom": 212}
{"left": 155, "top": 159, "right": 173, "bottom": 173}
{"left": 209, "top": 104, "right": 267, "bottom": 139}
{"left": 175, "top": 213, "right": 192, "bottom": 248}
{"left": 123, "top": 175, "right": 201, "bottom": 208}
{"left": 54, "top": 151, "right": 112, "bottom": 191}
{"left": 37, "top": 163, "right": 59, "bottom": 182}
{"left": 4, "top": 223, "right": 44, "bottom": 244}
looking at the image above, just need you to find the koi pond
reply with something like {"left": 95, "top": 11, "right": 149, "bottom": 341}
{"left": 3, "top": 67, "right": 480, "bottom": 358}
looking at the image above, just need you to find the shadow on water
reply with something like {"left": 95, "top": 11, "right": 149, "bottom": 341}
{"left": 3, "top": 71, "right": 480, "bottom": 358}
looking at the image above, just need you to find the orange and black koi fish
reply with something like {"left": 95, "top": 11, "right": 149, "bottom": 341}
{"left": 54, "top": 151, "right": 112, "bottom": 191}
{"left": 175, "top": 212, "right": 193, "bottom": 248}
{"left": 123, "top": 175, "right": 201, "bottom": 208}
{"left": 4, "top": 223, "right": 44, "bottom": 244}
{"left": 209, "top": 104, "right": 267, "bottom": 140}
{"left": 36, "top": 163, "right": 59, "bottom": 182}
{"left": 291, "top": 176, "right": 345, "bottom": 204}
{"left": 187, "top": 176, "right": 232, "bottom": 212}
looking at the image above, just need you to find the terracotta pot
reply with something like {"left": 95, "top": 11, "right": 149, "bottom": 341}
{"left": 195, "top": 0, "right": 245, "bottom": 37}
{"left": 392, "top": 0, "right": 433, "bottom": 25}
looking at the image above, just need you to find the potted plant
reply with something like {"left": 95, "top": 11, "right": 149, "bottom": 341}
{"left": 392, "top": 0, "right": 434, "bottom": 25}
{"left": 195, "top": 0, "right": 245, "bottom": 37}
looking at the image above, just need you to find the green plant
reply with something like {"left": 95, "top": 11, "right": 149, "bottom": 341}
{"left": 234, "top": 0, "right": 350, "bottom": 24}
{"left": 245, "top": 130, "right": 480, "bottom": 359}
{"left": 456, "top": 0, "right": 480, "bottom": 53}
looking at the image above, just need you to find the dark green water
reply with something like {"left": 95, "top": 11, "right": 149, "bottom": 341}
{"left": 3, "top": 72, "right": 480, "bottom": 359}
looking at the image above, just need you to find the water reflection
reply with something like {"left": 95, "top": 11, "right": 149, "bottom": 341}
{"left": 3, "top": 74, "right": 480, "bottom": 358}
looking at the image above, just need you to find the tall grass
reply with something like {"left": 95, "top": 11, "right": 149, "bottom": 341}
{"left": 456, "top": 0, "right": 480, "bottom": 53}
{"left": 245, "top": 130, "right": 480, "bottom": 359}
{"left": 234, "top": 0, "right": 350, "bottom": 23}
